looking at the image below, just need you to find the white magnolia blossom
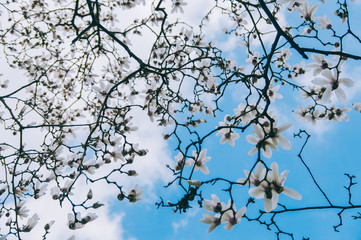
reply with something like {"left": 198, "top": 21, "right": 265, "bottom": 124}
{"left": 249, "top": 162, "right": 302, "bottom": 212}
{"left": 68, "top": 213, "right": 84, "bottom": 230}
{"left": 237, "top": 162, "right": 266, "bottom": 186}
{"left": 16, "top": 201, "right": 29, "bottom": 218}
{"left": 305, "top": 109, "right": 321, "bottom": 125}
{"left": 267, "top": 84, "right": 283, "bottom": 102}
{"left": 233, "top": 103, "right": 256, "bottom": 125}
{"left": 318, "top": 15, "right": 332, "bottom": 29}
{"left": 329, "top": 105, "right": 351, "bottom": 122}
{"left": 200, "top": 213, "right": 221, "bottom": 233}
{"left": 171, "top": 0, "right": 187, "bottom": 14}
{"left": 187, "top": 149, "right": 211, "bottom": 175}
{"left": 22, "top": 214, "right": 39, "bottom": 232}
{"left": 174, "top": 152, "right": 190, "bottom": 171}
{"left": 221, "top": 205, "right": 247, "bottom": 230}
{"left": 246, "top": 51, "right": 260, "bottom": 66}
{"left": 128, "top": 185, "right": 144, "bottom": 203}
{"left": 216, "top": 115, "right": 240, "bottom": 146}
{"left": 203, "top": 194, "right": 229, "bottom": 213}
{"left": 312, "top": 69, "right": 354, "bottom": 103}
{"left": 308, "top": 54, "right": 331, "bottom": 76}
{"left": 246, "top": 124, "right": 278, "bottom": 159}
{"left": 268, "top": 122, "right": 292, "bottom": 150}
{"left": 297, "top": 2, "right": 318, "bottom": 21}
{"left": 278, "top": 0, "right": 306, "bottom": 11}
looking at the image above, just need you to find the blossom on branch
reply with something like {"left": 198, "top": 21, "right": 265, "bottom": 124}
{"left": 249, "top": 162, "right": 302, "bottom": 212}
{"left": 312, "top": 69, "right": 354, "bottom": 103}
{"left": 187, "top": 149, "right": 211, "bottom": 175}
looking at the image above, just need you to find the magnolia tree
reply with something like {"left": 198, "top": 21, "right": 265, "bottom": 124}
{"left": 1, "top": 0, "right": 361, "bottom": 239}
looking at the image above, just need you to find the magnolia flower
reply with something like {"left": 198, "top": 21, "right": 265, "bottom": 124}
{"left": 128, "top": 185, "right": 144, "bottom": 203}
{"left": 187, "top": 149, "right": 211, "bottom": 175}
{"left": 305, "top": 110, "right": 321, "bottom": 125}
{"left": 267, "top": 84, "right": 283, "bottom": 102}
{"left": 34, "top": 181, "right": 47, "bottom": 199}
{"left": 278, "top": 0, "right": 306, "bottom": 11}
{"left": 171, "top": 0, "right": 187, "bottom": 14}
{"left": 308, "top": 54, "right": 331, "bottom": 76}
{"left": 68, "top": 213, "right": 84, "bottom": 230}
{"left": 237, "top": 162, "right": 266, "bottom": 186}
{"left": 329, "top": 106, "right": 351, "bottom": 122}
{"left": 16, "top": 201, "right": 29, "bottom": 218}
{"left": 174, "top": 152, "right": 190, "bottom": 171}
{"left": 50, "top": 186, "right": 60, "bottom": 200}
{"left": 233, "top": 103, "right": 255, "bottom": 125}
{"left": 221, "top": 205, "right": 247, "bottom": 230}
{"left": 318, "top": 15, "right": 332, "bottom": 29}
{"left": 246, "top": 51, "right": 260, "bottom": 66}
{"left": 200, "top": 213, "right": 221, "bottom": 233}
{"left": 274, "top": 49, "right": 291, "bottom": 67}
{"left": 203, "top": 194, "right": 228, "bottom": 213}
{"left": 246, "top": 124, "right": 278, "bottom": 159}
{"left": 249, "top": 162, "right": 302, "bottom": 212}
{"left": 22, "top": 214, "right": 39, "bottom": 232}
{"left": 216, "top": 128, "right": 240, "bottom": 147}
{"left": 269, "top": 122, "right": 292, "bottom": 150}
{"left": 297, "top": 2, "right": 318, "bottom": 21}
{"left": 312, "top": 69, "right": 354, "bottom": 103}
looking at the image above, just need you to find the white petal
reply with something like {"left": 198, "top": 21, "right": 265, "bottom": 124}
{"left": 271, "top": 191, "right": 279, "bottom": 210}
{"left": 249, "top": 187, "right": 264, "bottom": 199}
{"left": 340, "top": 77, "right": 354, "bottom": 87}
{"left": 236, "top": 206, "right": 247, "bottom": 218}
{"left": 335, "top": 87, "right": 347, "bottom": 103}
{"left": 278, "top": 135, "right": 291, "bottom": 150}
{"left": 322, "top": 88, "right": 332, "bottom": 103}
{"left": 200, "top": 165, "right": 209, "bottom": 175}
{"left": 312, "top": 77, "right": 329, "bottom": 86}
{"left": 321, "top": 69, "right": 334, "bottom": 80}
{"left": 271, "top": 162, "right": 280, "bottom": 182}
{"left": 262, "top": 146, "right": 272, "bottom": 159}
{"left": 248, "top": 147, "right": 258, "bottom": 156}
{"left": 224, "top": 222, "right": 235, "bottom": 231}
{"left": 246, "top": 135, "right": 258, "bottom": 144}
{"left": 264, "top": 197, "right": 272, "bottom": 212}
{"left": 278, "top": 123, "right": 292, "bottom": 132}
{"left": 282, "top": 187, "right": 302, "bottom": 200}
